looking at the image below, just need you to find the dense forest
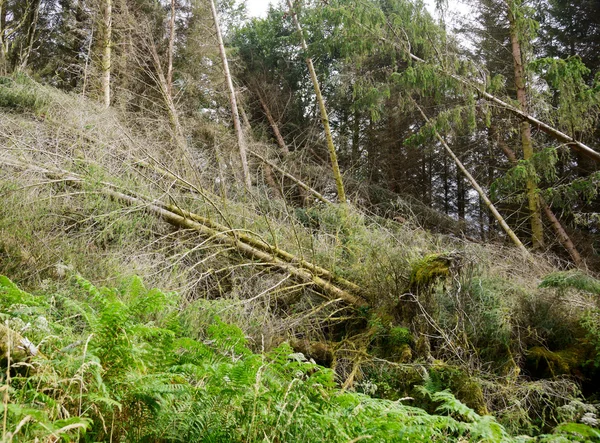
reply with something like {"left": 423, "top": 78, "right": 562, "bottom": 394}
{"left": 1, "top": 0, "right": 600, "bottom": 441}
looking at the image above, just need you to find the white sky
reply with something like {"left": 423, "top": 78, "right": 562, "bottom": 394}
{"left": 244, "top": 0, "right": 469, "bottom": 20}
{"left": 245, "top": 0, "right": 272, "bottom": 18}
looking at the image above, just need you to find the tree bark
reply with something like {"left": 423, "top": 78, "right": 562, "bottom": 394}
{"left": 286, "top": 0, "right": 346, "bottom": 204}
{"left": 507, "top": 0, "right": 544, "bottom": 249}
{"left": 210, "top": 0, "right": 251, "bottom": 188}
{"left": 101, "top": 0, "right": 112, "bottom": 108}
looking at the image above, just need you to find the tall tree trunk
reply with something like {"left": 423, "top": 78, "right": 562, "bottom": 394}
{"left": 166, "top": 0, "right": 175, "bottom": 97}
{"left": 0, "top": 0, "right": 8, "bottom": 75}
{"left": 457, "top": 168, "right": 465, "bottom": 221}
{"left": 286, "top": 0, "right": 346, "bottom": 204}
{"left": 101, "top": 0, "right": 112, "bottom": 108}
{"left": 352, "top": 107, "right": 360, "bottom": 165}
{"left": 507, "top": 0, "right": 544, "bottom": 249}
{"left": 256, "top": 88, "right": 289, "bottom": 155}
{"left": 414, "top": 101, "right": 530, "bottom": 255}
{"left": 18, "top": 0, "right": 40, "bottom": 71}
{"left": 443, "top": 154, "right": 449, "bottom": 215}
{"left": 210, "top": 0, "right": 251, "bottom": 188}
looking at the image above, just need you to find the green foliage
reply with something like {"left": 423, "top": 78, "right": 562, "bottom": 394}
{"left": 460, "top": 278, "right": 515, "bottom": 367}
{"left": 7, "top": 272, "right": 591, "bottom": 442}
{"left": 531, "top": 56, "right": 600, "bottom": 135}
{"left": 491, "top": 147, "right": 559, "bottom": 202}
{"left": 0, "top": 74, "right": 49, "bottom": 113}
{"left": 539, "top": 271, "right": 600, "bottom": 295}
{"left": 544, "top": 422, "right": 600, "bottom": 442}
{"left": 389, "top": 326, "right": 413, "bottom": 346}
{"left": 581, "top": 310, "right": 600, "bottom": 368}
{"left": 4, "top": 274, "right": 552, "bottom": 442}
{"left": 542, "top": 172, "right": 600, "bottom": 209}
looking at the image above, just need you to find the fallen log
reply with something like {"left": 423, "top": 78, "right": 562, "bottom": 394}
{"left": 0, "top": 158, "right": 367, "bottom": 307}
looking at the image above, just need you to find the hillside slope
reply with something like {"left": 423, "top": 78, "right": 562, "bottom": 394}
{"left": 1, "top": 76, "right": 600, "bottom": 440}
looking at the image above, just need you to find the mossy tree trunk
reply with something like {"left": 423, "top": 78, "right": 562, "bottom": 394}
{"left": 506, "top": 0, "right": 544, "bottom": 250}
{"left": 101, "top": 0, "right": 112, "bottom": 108}
{"left": 286, "top": 0, "right": 346, "bottom": 204}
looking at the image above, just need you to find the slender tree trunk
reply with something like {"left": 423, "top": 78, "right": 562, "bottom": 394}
{"left": 507, "top": 1, "right": 544, "bottom": 249}
{"left": 0, "top": 0, "right": 7, "bottom": 75}
{"left": 256, "top": 88, "right": 289, "bottom": 155}
{"left": 147, "top": 36, "right": 188, "bottom": 159}
{"left": 414, "top": 101, "right": 530, "bottom": 255}
{"left": 457, "top": 168, "right": 465, "bottom": 220}
{"left": 18, "top": 0, "right": 40, "bottom": 71}
{"left": 210, "top": 0, "right": 251, "bottom": 188}
{"left": 286, "top": 0, "right": 346, "bottom": 204}
{"left": 101, "top": 0, "right": 112, "bottom": 108}
{"left": 352, "top": 107, "right": 360, "bottom": 165}
{"left": 166, "top": 0, "right": 175, "bottom": 97}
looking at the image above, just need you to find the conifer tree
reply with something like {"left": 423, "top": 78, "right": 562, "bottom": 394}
{"left": 506, "top": 0, "right": 545, "bottom": 249}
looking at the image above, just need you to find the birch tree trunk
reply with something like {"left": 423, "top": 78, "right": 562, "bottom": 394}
{"left": 209, "top": 0, "right": 251, "bottom": 188}
{"left": 166, "top": 0, "right": 175, "bottom": 97}
{"left": 286, "top": 0, "right": 346, "bottom": 204}
{"left": 101, "top": 0, "right": 112, "bottom": 108}
{"left": 507, "top": 0, "right": 544, "bottom": 249}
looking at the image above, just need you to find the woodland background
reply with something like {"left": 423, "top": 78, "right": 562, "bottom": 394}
{"left": 0, "top": 0, "right": 600, "bottom": 441}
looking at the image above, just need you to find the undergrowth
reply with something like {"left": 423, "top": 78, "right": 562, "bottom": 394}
{"left": 2, "top": 275, "right": 599, "bottom": 442}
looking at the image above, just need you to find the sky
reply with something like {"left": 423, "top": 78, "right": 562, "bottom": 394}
{"left": 245, "top": 0, "right": 272, "bottom": 18}
{"left": 244, "top": 0, "right": 470, "bottom": 21}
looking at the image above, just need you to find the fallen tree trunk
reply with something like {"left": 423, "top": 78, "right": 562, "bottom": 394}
{"left": 255, "top": 88, "right": 289, "bottom": 155}
{"left": 107, "top": 188, "right": 366, "bottom": 306}
{"left": 248, "top": 150, "right": 332, "bottom": 205}
{"left": 413, "top": 100, "right": 531, "bottom": 257}
{"left": 0, "top": 157, "right": 366, "bottom": 307}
